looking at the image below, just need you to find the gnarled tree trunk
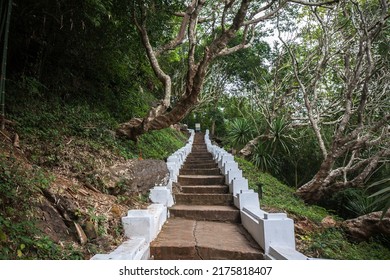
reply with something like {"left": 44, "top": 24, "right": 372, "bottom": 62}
{"left": 343, "top": 211, "right": 390, "bottom": 241}
{"left": 117, "top": 1, "right": 338, "bottom": 141}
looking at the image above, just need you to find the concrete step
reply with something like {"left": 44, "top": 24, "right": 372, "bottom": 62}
{"left": 185, "top": 157, "right": 214, "bottom": 162}
{"left": 186, "top": 154, "right": 212, "bottom": 158}
{"left": 181, "top": 185, "right": 229, "bottom": 194}
{"left": 169, "top": 205, "right": 240, "bottom": 223}
{"left": 180, "top": 168, "right": 220, "bottom": 176}
{"left": 184, "top": 161, "right": 216, "bottom": 167}
{"left": 192, "top": 143, "right": 207, "bottom": 152}
{"left": 175, "top": 193, "right": 233, "bottom": 206}
{"left": 182, "top": 162, "right": 218, "bottom": 169}
{"left": 150, "top": 219, "right": 263, "bottom": 260}
{"left": 178, "top": 175, "right": 225, "bottom": 185}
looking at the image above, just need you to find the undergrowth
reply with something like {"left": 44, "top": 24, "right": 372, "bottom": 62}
{"left": 0, "top": 154, "right": 83, "bottom": 259}
{"left": 236, "top": 157, "right": 390, "bottom": 260}
{"left": 1, "top": 91, "right": 187, "bottom": 259}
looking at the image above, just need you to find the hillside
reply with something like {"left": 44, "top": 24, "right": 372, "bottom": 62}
{"left": 236, "top": 158, "right": 390, "bottom": 259}
{"left": 0, "top": 99, "right": 187, "bottom": 259}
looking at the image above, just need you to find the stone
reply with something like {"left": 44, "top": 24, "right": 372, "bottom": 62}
{"left": 100, "top": 159, "right": 169, "bottom": 195}
{"left": 84, "top": 221, "right": 98, "bottom": 240}
{"left": 321, "top": 215, "right": 337, "bottom": 228}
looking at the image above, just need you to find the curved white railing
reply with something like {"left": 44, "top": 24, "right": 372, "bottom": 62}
{"left": 91, "top": 129, "right": 195, "bottom": 260}
{"left": 204, "top": 130, "right": 308, "bottom": 260}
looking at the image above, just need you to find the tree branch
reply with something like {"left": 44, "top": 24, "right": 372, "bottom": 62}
{"left": 156, "top": 1, "right": 197, "bottom": 56}
{"left": 133, "top": 3, "right": 171, "bottom": 107}
{"left": 289, "top": 0, "right": 339, "bottom": 7}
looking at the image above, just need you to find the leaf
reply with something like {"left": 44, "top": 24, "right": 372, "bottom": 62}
{"left": 368, "top": 186, "right": 390, "bottom": 198}
{"left": 0, "top": 230, "right": 7, "bottom": 242}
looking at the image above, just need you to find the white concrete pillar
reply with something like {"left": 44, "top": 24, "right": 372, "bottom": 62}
{"left": 222, "top": 161, "right": 238, "bottom": 175}
{"left": 235, "top": 189, "right": 260, "bottom": 210}
{"left": 122, "top": 210, "right": 154, "bottom": 243}
{"left": 149, "top": 186, "right": 174, "bottom": 207}
{"left": 230, "top": 177, "right": 249, "bottom": 195}
{"left": 225, "top": 168, "right": 243, "bottom": 185}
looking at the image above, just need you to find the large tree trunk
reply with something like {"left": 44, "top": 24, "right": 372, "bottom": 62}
{"left": 116, "top": 93, "right": 199, "bottom": 141}
{"left": 297, "top": 147, "right": 389, "bottom": 203}
{"left": 343, "top": 211, "right": 390, "bottom": 241}
{"left": 117, "top": 0, "right": 252, "bottom": 141}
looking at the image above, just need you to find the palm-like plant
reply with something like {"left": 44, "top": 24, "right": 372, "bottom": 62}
{"left": 368, "top": 178, "right": 390, "bottom": 219}
{"left": 266, "top": 116, "right": 293, "bottom": 156}
{"left": 251, "top": 142, "right": 279, "bottom": 173}
{"left": 226, "top": 118, "right": 255, "bottom": 149}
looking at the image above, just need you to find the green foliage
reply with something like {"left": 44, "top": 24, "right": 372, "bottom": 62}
{"left": 266, "top": 117, "right": 293, "bottom": 155}
{"left": 135, "top": 128, "right": 188, "bottom": 160}
{"left": 344, "top": 190, "right": 379, "bottom": 217}
{"left": 304, "top": 228, "right": 390, "bottom": 260}
{"left": 236, "top": 156, "right": 390, "bottom": 259}
{"left": 0, "top": 154, "right": 79, "bottom": 259}
{"left": 251, "top": 143, "right": 279, "bottom": 173}
{"left": 225, "top": 118, "right": 255, "bottom": 149}
{"left": 236, "top": 157, "right": 328, "bottom": 222}
{"left": 368, "top": 178, "right": 390, "bottom": 219}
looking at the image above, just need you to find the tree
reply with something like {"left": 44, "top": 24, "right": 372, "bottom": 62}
{"left": 116, "top": 0, "right": 339, "bottom": 141}
{"left": 278, "top": 0, "right": 389, "bottom": 203}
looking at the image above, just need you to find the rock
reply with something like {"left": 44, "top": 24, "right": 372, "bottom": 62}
{"left": 84, "top": 221, "right": 98, "bottom": 240}
{"left": 101, "top": 159, "right": 169, "bottom": 195}
{"left": 37, "top": 197, "right": 74, "bottom": 243}
{"left": 343, "top": 211, "right": 390, "bottom": 241}
{"left": 74, "top": 222, "right": 88, "bottom": 245}
{"left": 321, "top": 215, "right": 337, "bottom": 228}
{"left": 110, "top": 204, "right": 124, "bottom": 219}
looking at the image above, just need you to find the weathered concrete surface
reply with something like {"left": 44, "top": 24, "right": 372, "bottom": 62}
{"left": 150, "top": 218, "right": 263, "bottom": 260}
{"left": 150, "top": 132, "right": 264, "bottom": 259}
{"left": 175, "top": 193, "right": 233, "bottom": 205}
{"left": 181, "top": 185, "right": 229, "bottom": 194}
{"left": 180, "top": 168, "right": 221, "bottom": 176}
{"left": 178, "top": 175, "right": 225, "bottom": 185}
{"left": 169, "top": 205, "right": 240, "bottom": 222}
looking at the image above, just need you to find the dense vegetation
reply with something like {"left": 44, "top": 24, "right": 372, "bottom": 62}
{"left": 0, "top": 0, "right": 388, "bottom": 259}
{"left": 237, "top": 158, "right": 390, "bottom": 259}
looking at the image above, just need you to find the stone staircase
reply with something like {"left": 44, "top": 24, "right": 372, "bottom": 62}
{"left": 150, "top": 133, "right": 264, "bottom": 260}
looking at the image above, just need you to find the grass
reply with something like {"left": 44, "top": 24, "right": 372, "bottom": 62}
{"left": 236, "top": 157, "right": 329, "bottom": 222}
{"left": 235, "top": 156, "right": 390, "bottom": 259}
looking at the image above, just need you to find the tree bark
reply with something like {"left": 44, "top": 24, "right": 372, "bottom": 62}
{"left": 118, "top": 0, "right": 342, "bottom": 141}
{"left": 343, "top": 211, "right": 390, "bottom": 241}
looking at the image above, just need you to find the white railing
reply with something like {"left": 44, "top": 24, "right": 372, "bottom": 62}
{"left": 204, "top": 129, "right": 308, "bottom": 260}
{"left": 91, "top": 129, "right": 195, "bottom": 260}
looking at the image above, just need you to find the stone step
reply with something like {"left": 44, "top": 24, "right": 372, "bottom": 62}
{"left": 180, "top": 168, "right": 220, "bottom": 176}
{"left": 185, "top": 157, "right": 214, "bottom": 162}
{"left": 181, "top": 185, "right": 229, "bottom": 194}
{"left": 169, "top": 205, "right": 240, "bottom": 223}
{"left": 192, "top": 144, "right": 207, "bottom": 148}
{"left": 182, "top": 162, "right": 218, "bottom": 169}
{"left": 186, "top": 153, "right": 212, "bottom": 158}
{"left": 184, "top": 161, "right": 216, "bottom": 167}
{"left": 178, "top": 175, "right": 225, "bottom": 185}
{"left": 150, "top": 219, "right": 263, "bottom": 260}
{"left": 175, "top": 193, "right": 233, "bottom": 206}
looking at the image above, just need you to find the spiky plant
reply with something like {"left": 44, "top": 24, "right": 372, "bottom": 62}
{"left": 368, "top": 178, "right": 390, "bottom": 219}
{"left": 226, "top": 118, "right": 255, "bottom": 149}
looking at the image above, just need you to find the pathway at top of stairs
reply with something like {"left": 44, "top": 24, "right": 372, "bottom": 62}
{"left": 150, "top": 133, "right": 264, "bottom": 260}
